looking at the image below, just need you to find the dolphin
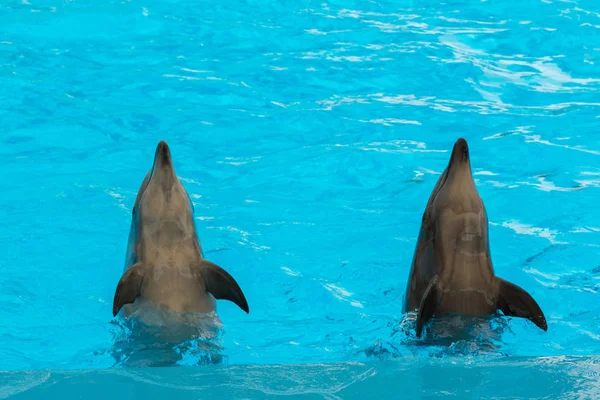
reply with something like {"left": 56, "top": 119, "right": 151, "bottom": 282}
{"left": 112, "top": 140, "right": 249, "bottom": 319}
{"left": 403, "top": 138, "right": 547, "bottom": 337}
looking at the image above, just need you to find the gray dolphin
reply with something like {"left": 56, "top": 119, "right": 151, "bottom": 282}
{"left": 113, "top": 140, "right": 249, "bottom": 318}
{"left": 403, "top": 138, "right": 546, "bottom": 337}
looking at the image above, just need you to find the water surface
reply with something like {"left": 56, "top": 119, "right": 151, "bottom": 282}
{"left": 1, "top": 0, "right": 600, "bottom": 396}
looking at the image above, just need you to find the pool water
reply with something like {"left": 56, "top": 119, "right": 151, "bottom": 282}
{"left": 2, "top": 0, "right": 600, "bottom": 397}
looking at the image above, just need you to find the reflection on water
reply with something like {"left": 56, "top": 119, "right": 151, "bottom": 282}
{"left": 360, "top": 313, "right": 510, "bottom": 361}
{"left": 108, "top": 302, "right": 226, "bottom": 367}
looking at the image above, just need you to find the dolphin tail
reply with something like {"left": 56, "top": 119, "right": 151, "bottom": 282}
{"left": 415, "top": 275, "right": 440, "bottom": 338}
{"left": 197, "top": 260, "right": 250, "bottom": 314}
{"left": 112, "top": 263, "right": 147, "bottom": 317}
{"left": 495, "top": 277, "right": 548, "bottom": 331}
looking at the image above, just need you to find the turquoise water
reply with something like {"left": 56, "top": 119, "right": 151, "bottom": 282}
{"left": 2, "top": 0, "right": 600, "bottom": 397}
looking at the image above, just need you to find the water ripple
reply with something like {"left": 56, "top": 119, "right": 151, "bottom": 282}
{"left": 1, "top": 0, "right": 600, "bottom": 371}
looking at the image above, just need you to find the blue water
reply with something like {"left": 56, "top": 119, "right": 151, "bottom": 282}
{"left": 2, "top": 0, "right": 600, "bottom": 397}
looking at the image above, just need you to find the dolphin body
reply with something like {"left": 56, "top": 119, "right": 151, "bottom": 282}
{"left": 112, "top": 141, "right": 249, "bottom": 321}
{"left": 403, "top": 138, "right": 547, "bottom": 337}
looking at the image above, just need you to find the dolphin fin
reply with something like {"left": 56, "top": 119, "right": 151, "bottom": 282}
{"left": 496, "top": 277, "right": 548, "bottom": 331}
{"left": 416, "top": 275, "right": 440, "bottom": 338}
{"left": 198, "top": 260, "right": 249, "bottom": 314}
{"left": 112, "top": 263, "right": 146, "bottom": 317}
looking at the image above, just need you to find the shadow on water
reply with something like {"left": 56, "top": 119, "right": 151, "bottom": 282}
{"left": 105, "top": 302, "right": 228, "bottom": 367}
